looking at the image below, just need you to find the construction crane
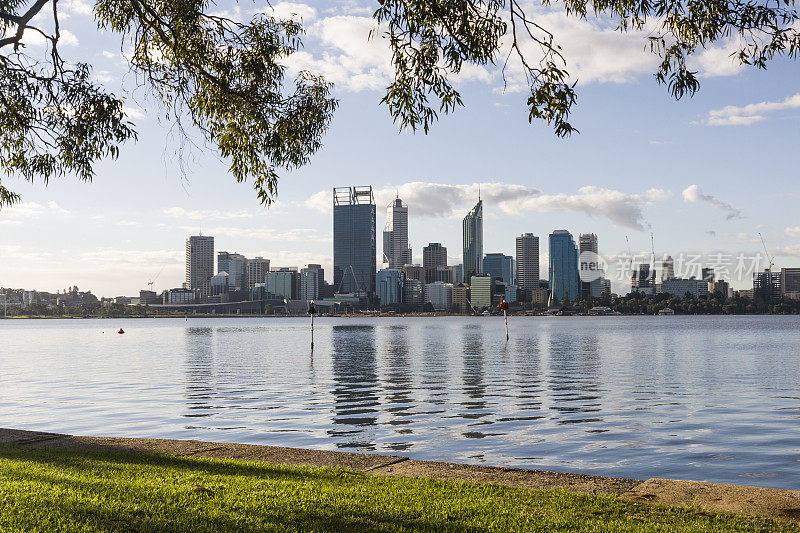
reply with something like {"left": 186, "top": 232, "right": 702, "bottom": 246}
{"left": 147, "top": 266, "right": 165, "bottom": 291}
{"left": 758, "top": 232, "right": 775, "bottom": 273}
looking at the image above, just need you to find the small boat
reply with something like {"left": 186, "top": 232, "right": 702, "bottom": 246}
{"left": 481, "top": 310, "right": 490, "bottom": 316}
{"left": 118, "top": 328, "right": 125, "bottom": 334}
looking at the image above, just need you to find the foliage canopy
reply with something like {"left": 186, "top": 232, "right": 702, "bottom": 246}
{"left": 0, "top": 0, "right": 797, "bottom": 208}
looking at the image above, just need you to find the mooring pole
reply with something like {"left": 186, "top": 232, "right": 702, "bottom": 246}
{"left": 309, "top": 301, "right": 316, "bottom": 350}
{"left": 501, "top": 300, "right": 509, "bottom": 342}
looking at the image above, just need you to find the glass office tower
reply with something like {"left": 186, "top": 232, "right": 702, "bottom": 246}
{"left": 549, "top": 230, "right": 579, "bottom": 303}
{"left": 333, "top": 187, "right": 376, "bottom": 294}
{"left": 462, "top": 199, "right": 483, "bottom": 283}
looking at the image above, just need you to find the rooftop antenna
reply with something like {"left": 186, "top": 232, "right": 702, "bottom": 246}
{"left": 478, "top": 183, "right": 481, "bottom": 201}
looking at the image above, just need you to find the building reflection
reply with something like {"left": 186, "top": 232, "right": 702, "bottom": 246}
{"left": 183, "top": 327, "right": 216, "bottom": 421}
{"left": 546, "top": 330, "right": 603, "bottom": 425}
{"left": 329, "top": 324, "right": 380, "bottom": 450}
{"left": 381, "top": 324, "right": 414, "bottom": 451}
{"left": 460, "top": 323, "right": 489, "bottom": 439}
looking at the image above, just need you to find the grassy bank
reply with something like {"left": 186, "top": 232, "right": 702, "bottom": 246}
{"left": 0, "top": 444, "right": 796, "bottom": 532}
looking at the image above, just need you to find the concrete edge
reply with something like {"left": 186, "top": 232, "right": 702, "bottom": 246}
{"left": 1, "top": 428, "right": 798, "bottom": 521}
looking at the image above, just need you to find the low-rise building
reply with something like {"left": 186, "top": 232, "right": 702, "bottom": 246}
{"left": 661, "top": 278, "right": 709, "bottom": 299}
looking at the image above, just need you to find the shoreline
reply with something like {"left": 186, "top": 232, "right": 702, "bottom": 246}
{"left": 2, "top": 313, "right": 800, "bottom": 320}
{"left": 2, "top": 428, "right": 798, "bottom": 521}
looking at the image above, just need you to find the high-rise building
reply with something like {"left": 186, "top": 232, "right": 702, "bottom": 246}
{"left": 579, "top": 233, "right": 598, "bottom": 254}
{"left": 469, "top": 274, "right": 492, "bottom": 310}
{"left": 702, "top": 267, "right": 715, "bottom": 283}
{"left": 425, "top": 282, "right": 453, "bottom": 311}
{"left": 300, "top": 264, "right": 324, "bottom": 301}
{"left": 383, "top": 197, "right": 412, "bottom": 268}
{"left": 422, "top": 243, "right": 448, "bottom": 283}
{"left": 403, "top": 278, "right": 424, "bottom": 307}
{"left": 462, "top": 199, "right": 483, "bottom": 283}
{"left": 402, "top": 264, "right": 426, "bottom": 282}
{"left": 781, "top": 268, "right": 800, "bottom": 299}
{"left": 754, "top": 269, "right": 781, "bottom": 302}
{"left": 515, "top": 233, "right": 539, "bottom": 291}
{"left": 246, "top": 257, "right": 270, "bottom": 289}
{"left": 578, "top": 233, "right": 599, "bottom": 300}
{"left": 186, "top": 235, "right": 214, "bottom": 299}
{"left": 661, "top": 255, "right": 675, "bottom": 282}
{"left": 483, "top": 253, "right": 513, "bottom": 284}
{"left": 218, "top": 252, "right": 247, "bottom": 292}
{"left": 376, "top": 269, "right": 405, "bottom": 307}
{"left": 452, "top": 283, "right": 470, "bottom": 313}
{"left": 333, "top": 186, "right": 376, "bottom": 294}
{"left": 266, "top": 267, "right": 298, "bottom": 300}
{"left": 549, "top": 230, "right": 579, "bottom": 303}
{"left": 434, "top": 265, "right": 457, "bottom": 284}
{"left": 631, "top": 263, "right": 656, "bottom": 295}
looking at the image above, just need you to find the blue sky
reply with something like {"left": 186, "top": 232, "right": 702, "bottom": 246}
{"left": 0, "top": 0, "right": 799, "bottom": 296}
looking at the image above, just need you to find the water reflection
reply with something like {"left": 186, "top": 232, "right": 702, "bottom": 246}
{"left": 329, "top": 324, "right": 379, "bottom": 449}
{"left": 183, "top": 327, "right": 215, "bottom": 420}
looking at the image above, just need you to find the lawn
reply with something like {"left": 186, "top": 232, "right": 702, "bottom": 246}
{"left": 0, "top": 444, "right": 796, "bottom": 532}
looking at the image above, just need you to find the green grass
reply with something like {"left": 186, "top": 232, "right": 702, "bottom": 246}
{"left": 0, "top": 445, "right": 796, "bottom": 532}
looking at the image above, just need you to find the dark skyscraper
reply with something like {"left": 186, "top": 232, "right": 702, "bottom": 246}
{"left": 422, "top": 242, "right": 447, "bottom": 283}
{"left": 333, "top": 186, "right": 376, "bottom": 294}
{"left": 462, "top": 199, "right": 483, "bottom": 283}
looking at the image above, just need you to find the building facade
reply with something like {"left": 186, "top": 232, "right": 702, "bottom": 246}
{"left": 376, "top": 269, "right": 405, "bottom": 307}
{"left": 246, "top": 257, "right": 270, "bottom": 289}
{"left": 403, "top": 278, "right": 424, "bottom": 307}
{"left": 217, "top": 251, "right": 247, "bottom": 292}
{"left": 483, "top": 253, "right": 514, "bottom": 284}
{"left": 549, "top": 230, "right": 579, "bottom": 303}
{"left": 452, "top": 283, "right": 470, "bottom": 313}
{"left": 515, "top": 233, "right": 539, "bottom": 292}
{"left": 462, "top": 200, "right": 483, "bottom": 283}
{"left": 422, "top": 243, "right": 448, "bottom": 283}
{"left": 469, "top": 274, "right": 492, "bottom": 310}
{"left": 578, "top": 233, "right": 598, "bottom": 300}
{"left": 333, "top": 187, "right": 376, "bottom": 294}
{"left": 300, "top": 264, "right": 324, "bottom": 301}
{"left": 186, "top": 235, "right": 214, "bottom": 299}
{"left": 266, "top": 268, "right": 298, "bottom": 300}
{"left": 425, "top": 282, "right": 453, "bottom": 311}
{"left": 781, "top": 268, "right": 800, "bottom": 299}
{"left": 383, "top": 197, "right": 412, "bottom": 268}
{"left": 661, "top": 278, "right": 709, "bottom": 298}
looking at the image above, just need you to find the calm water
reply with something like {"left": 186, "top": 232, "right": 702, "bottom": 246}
{"left": 1, "top": 316, "right": 799, "bottom": 489}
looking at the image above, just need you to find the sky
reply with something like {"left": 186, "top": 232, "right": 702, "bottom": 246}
{"left": 1, "top": 0, "right": 799, "bottom": 297}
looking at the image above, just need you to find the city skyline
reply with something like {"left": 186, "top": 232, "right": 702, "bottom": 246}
{"left": 0, "top": 2, "right": 798, "bottom": 297}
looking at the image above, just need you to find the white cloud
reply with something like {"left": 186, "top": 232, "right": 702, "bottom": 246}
{"left": 2, "top": 201, "right": 70, "bottom": 219}
{"left": 305, "top": 182, "right": 669, "bottom": 230}
{"left": 706, "top": 93, "right": 800, "bottom": 126}
{"left": 786, "top": 227, "right": 800, "bottom": 237}
{"left": 265, "top": 2, "right": 317, "bottom": 22}
{"left": 122, "top": 106, "right": 145, "bottom": 120}
{"left": 187, "top": 225, "right": 330, "bottom": 244}
{"left": 62, "top": 0, "right": 93, "bottom": 17}
{"left": 519, "top": 186, "right": 671, "bottom": 230}
{"left": 682, "top": 184, "right": 742, "bottom": 220}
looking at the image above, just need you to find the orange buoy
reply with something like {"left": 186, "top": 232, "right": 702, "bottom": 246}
{"left": 118, "top": 328, "right": 125, "bottom": 334}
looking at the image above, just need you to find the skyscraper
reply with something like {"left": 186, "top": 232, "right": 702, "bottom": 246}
{"left": 186, "top": 235, "right": 214, "bottom": 299}
{"left": 515, "top": 233, "right": 539, "bottom": 291}
{"left": 246, "top": 257, "right": 270, "bottom": 289}
{"left": 383, "top": 197, "right": 412, "bottom": 268}
{"left": 333, "top": 186, "right": 376, "bottom": 294}
{"left": 300, "top": 264, "right": 324, "bottom": 301}
{"left": 578, "top": 233, "right": 598, "bottom": 300}
{"left": 549, "top": 230, "right": 579, "bottom": 303}
{"left": 661, "top": 255, "right": 675, "bottom": 282}
{"left": 422, "top": 243, "right": 447, "bottom": 283}
{"left": 579, "top": 233, "right": 598, "bottom": 255}
{"left": 462, "top": 199, "right": 483, "bottom": 283}
{"left": 483, "top": 253, "right": 513, "bottom": 284}
{"left": 218, "top": 251, "right": 247, "bottom": 292}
